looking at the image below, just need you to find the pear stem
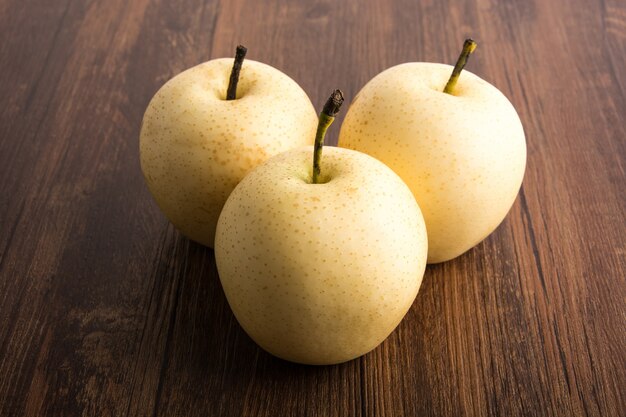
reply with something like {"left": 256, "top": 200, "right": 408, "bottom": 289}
{"left": 312, "top": 90, "right": 344, "bottom": 184}
{"left": 226, "top": 45, "right": 247, "bottom": 100}
{"left": 443, "top": 38, "right": 477, "bottom": 95}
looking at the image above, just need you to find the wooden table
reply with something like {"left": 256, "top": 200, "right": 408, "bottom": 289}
{"left": 1, "top": 0, "right": 624, "bottom": 415}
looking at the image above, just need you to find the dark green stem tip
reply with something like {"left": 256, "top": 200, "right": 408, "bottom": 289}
{"left": 234, "top": 44, "right": 248, "bottom": 62}
{"left": 463, "top": 38, "right": 477, "bottom": 54}
{"left": 322, "top": 89, "right": 344, "bottom": 117}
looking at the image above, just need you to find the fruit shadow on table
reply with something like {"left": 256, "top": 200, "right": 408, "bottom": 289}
{"left": 144, "top": 229, "right": 361, "bottom": 389}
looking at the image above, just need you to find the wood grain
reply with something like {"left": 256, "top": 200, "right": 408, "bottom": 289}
{"left": 1, "top": 0, "right": 624, "bottom": 416}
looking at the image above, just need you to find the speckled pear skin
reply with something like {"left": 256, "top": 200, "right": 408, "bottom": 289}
{"left": 140, "top": 59, "right": 318, "bottom": 247}
{"left": 338, "top": 63, "right": 526, "bottom": 264}
{"left": 215, "top": 146, "right": 428, "bottom": 365}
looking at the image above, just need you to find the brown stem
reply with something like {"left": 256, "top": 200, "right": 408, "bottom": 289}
{"left": 226, "top": 45, "right": 247, "bottom": 100}
{"left": 312, "top": 90, "right": 344, "bottom": 184}
{"left": 444, "top": 39, "right": 477, "bottom": 95}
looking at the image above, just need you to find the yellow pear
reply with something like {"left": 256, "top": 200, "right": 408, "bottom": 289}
{"left": 140, "top": 46, "right": 318, "bottom": 247}
{"left": 339, "top": 40, "right": 526, "bottom": 263}
{"left": 215, "top": 91, "right": 428, "bottom": 364}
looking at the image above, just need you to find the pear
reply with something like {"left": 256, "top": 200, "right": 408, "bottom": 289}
{"left": 140, "top": 46, "right": 318, "bottom": 247}
{"left": 215, "top": 91, "right": 428, "bottom": 364}
{"left": 339, "top": 40, "right": 526, "bottom": 263}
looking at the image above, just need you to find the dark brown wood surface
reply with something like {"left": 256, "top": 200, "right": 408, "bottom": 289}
{"left": 1, "top": 0, "right": 625, "bottom": 416}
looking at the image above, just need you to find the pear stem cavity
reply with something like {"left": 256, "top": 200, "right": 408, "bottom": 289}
{"left": 226, "top": 45, "right": 247, "bottom": 100}
{"left": 312, "top": 90, "right": 344, "bottom": 184}
{"left": 444, "top": 38, "right": 477, "bottom": 95}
